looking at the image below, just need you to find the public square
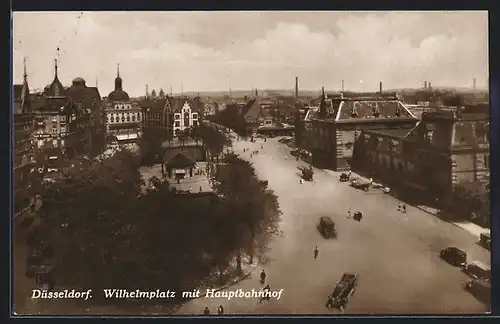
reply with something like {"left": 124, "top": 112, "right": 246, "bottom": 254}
{"left": 176, "top": 135, "right": 490, "bottom": 315}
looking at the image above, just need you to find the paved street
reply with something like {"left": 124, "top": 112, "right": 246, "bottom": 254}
{"left": 176, "top": 135, "right": 490, "bottom": 315}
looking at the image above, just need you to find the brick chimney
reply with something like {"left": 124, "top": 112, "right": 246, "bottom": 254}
{"left": 379, "top": 81, "right": 383, "bottom": 93}
{"left": 424, "top": 81, "right": 427, "bottom": 89}
{"left": 295, "top": 77, "right": 299, "bottom": 99}
{"left": 341, "top": 79, "right": 345, "bottom": 92}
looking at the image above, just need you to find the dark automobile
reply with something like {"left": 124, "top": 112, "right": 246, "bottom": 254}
{"left": 353, "top": 211, "right": 363, "bottom": 222}
{"left": 440, "top": 247, "right": 467, "bottom": 267}
{"left": 465, "top": 279, "right": 491, "bottom": 304}
{"left": 317, "top": 216, "right": 337, "bottom": 238}
{"left": 330, "top": 273, "right": 359, "bottom": 311}
{"left": 339, "top": 173, "right": 350, "bottom": 182}
{"left": 350, "top": 179, "right": 370, "bottom": 191}
{"left": 463, "top": 261, "right": 491, "bottom": 281}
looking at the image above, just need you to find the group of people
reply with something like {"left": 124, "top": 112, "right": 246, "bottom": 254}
{"left": 397, "top": 203, "right": 407, "bottom": 213}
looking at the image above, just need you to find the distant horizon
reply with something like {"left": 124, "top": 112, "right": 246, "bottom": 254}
{"left": 13, "top": 11, "right": 488, "bottom": 97}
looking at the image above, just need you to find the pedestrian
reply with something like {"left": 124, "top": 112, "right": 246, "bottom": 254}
{"left": 397, "top": 203, "right": 402, "bottom": 211}
{"left": 347, "top": 210, "right": 352, "bottom": 218}
{"left": 300, "top": 178, "right": 304, "bottom": 185}
{"left": 199, "top": 186, "right": 202, "bottom": 192}
{"left": 260, "top": 269, "right": 266, "bottom": 284}
{"left": 177, "top": 179, "right": 180, "bottom": 184}
{"left": 203, "top": 306, "right": 210, "bottom": 315}
{"left": 217, "top": 305, "right": 224, "bottom": 315}
{"left": 314, "top": 246, "right": 319, "bottom": 259}
{"left": 261, "top": 145, "right": 263, "bottom": 149}
{"left": 189, "top": 186, "right": 192, "bottom": 193}
{"left": 325, "top": 295, "right": 334, "bottom": 309}
{"left": 402, "top": 204, "right": 407, "bottom": 213}
{"left": 285, "top": 156, "right": 288, "bottom": 160}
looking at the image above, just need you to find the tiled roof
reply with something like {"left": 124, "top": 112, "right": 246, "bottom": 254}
{"left": 339, "top": 100, "right": 412, "bottom": 120}
{"left": 163, "top": 150, "right": 196, "bottom": 165}
{"left": 66, "top": 86, "right": 102, "bottom": 112}
{"left": 243, "top": 98, "right": 261, "bottom": 118}
{"left": 44, "top": 75, "right": 66, "bottom": 97}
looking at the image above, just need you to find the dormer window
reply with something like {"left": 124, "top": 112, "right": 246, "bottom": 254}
{"left": 372, "top": 103, "right": 380, "bottom": 118}
{"left": 395, "top": 103, "right": 401, "bottom": 117}
{"left": 351, "top": 102, "right": 358, "bottom": 118}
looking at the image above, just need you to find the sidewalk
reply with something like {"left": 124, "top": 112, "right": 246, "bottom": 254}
{"left": 451, "top": 222, "right": 490, "bottom": 239}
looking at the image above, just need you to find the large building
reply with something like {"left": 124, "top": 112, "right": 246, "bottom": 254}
{"left": 13, "top": 59, "right": 36, "bottom": 214}
{"left": 301, "top": 85, "right": 419, "bottom": 171}
{"left": 104, "top": 65, "right": 142, "bottom": 144}
{"left": 66, "top": 77, "right": 105, "bottom": 156}
{"left": 140, "top": 96, "right": 201, "bottom": 137}
{"left": 33, "top": 60, "right": 92, "bottom": 174}
{"left": 353, "top": 110, "right": 489, "bottom": 203}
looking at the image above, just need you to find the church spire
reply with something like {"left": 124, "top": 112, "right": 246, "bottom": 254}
{"left": 54, "top": 58, "right": 58, "bottom": 78}
{"left": 117, "top": 63, "right": 120, "bottom": 77}
{"left": 23, "top": 57, "right": 27, "bottom": 80}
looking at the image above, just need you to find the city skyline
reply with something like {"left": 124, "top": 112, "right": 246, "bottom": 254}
{"left": 13, "top": 11, "right": 488, "bottom": 97}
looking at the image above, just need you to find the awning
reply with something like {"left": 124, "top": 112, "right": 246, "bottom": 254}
{"left": 174, "top": 169, "right": 186, "bottom": 174}
{"left": 116, "top": 134, "right": 128, "bottom": 141}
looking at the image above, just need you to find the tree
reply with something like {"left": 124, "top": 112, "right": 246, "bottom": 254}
{"left": 138, "top": 126, "right": 170, "bottom": 165}
{"left": 213, "top": 153, "right": 281, "bottom": 268}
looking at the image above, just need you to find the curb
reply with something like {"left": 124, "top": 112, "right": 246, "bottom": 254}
{"left": 188, "top": 262, "right": 259, "bottom": 300}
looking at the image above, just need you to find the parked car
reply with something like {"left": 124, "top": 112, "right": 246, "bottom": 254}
{"left": 330, "top": 273, "right": 359, "bottom": 311}
{"left": 317, "top": 216, "right": 337, "bottom": 238}
{"left": 350, "top": 179, "right": 371, "bottom": 191}
{"left": 479, "top": 232, "right": 491, "bottom": 250}
{"left": 465, "top": 279, "right": 491, "bottom": 304}
{"left": 440, "top": 247, "right": 467, "bottom": 267}
{"left": 339, "top": 173, "right": 350, "bottom": 182}
{"left": 463, "top": 261, "right": 491, "bottom": 281}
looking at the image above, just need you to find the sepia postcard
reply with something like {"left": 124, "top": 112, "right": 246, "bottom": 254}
{"left": 12, "top": 11, "right": 490, "bottom": 316}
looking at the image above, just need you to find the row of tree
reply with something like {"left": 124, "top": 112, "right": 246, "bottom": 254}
{"left": 448, "top": 180, "right": 490, "bottom": 227}
{"left": 35, "top": 129, "right": 281, "bottom": 304}
{"left": 206, "top": 105, "right": 248, "bottom": 137}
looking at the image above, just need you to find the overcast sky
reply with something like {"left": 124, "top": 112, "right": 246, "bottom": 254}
{"left": 13, "top": 11, "right": 488, "bottom": 97}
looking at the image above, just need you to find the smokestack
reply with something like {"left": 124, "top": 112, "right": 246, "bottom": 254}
{"left": 145, "top": 84, "right": 149, "bottom": 98}
{"left": 181, "top": 84, "right": 184, "bottom": 96}
{"left": 379, "top": 81, "right": 383, "bottom": 93}
{"left": 473, "top": 78, "right": 477, "bottom": 90}
{"left": 170, "top": 85, "right": 172, "bottom": 96}
{"left": 341, "top": 80, "right": 344, "bottom": 92}
{"left": 428, "top": 82, "right": 432, "bottom": 89}
{"left": 424, "top": 81, "right": 427, "bottom": 89}
{"left": 295, "top": 77, "right": 299, "bottom": 99}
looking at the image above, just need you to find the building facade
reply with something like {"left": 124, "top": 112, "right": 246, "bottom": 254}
{"left": 13, "top": 59, "right": 36, "bottom": 214}
{"left": 303, "top": 88, "right": 418, "bottom": 171}
{"left": 402, "top": 111, "right": 489, "bottom": 202}
{"left": 33, "top": 60, "right": 92, "bottom": 176}
{"left": 173, "top": 100, "right": 200, "bottom": 135}
{"left": 66, "top": 77, "right": 105, "bottom": 156}
{"left": 104, "top": 65, "right": 142, "bottom": 144}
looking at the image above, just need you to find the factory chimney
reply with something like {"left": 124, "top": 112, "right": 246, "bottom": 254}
{"left": 295, "top": 77, "right": 299, "bottom": 99}
{"left": 341, "top": 80, "right": 345, "bottom": 92}
{"left": 473, "top": 78, "right": 477, "bottom": 90}
{"left": 379, "top": 81, "right": 383, "bottom": 94}
{"left": 145, "top": 84, "right": 149, "bottom": 98}
{"left": 424, "top": 81, "right": 427, "bottom": 89}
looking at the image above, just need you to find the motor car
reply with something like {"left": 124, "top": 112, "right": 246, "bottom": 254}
{"left": 330, "top": 273, "right": 359, "bottom": 311}
{"left": 317, "top": 216, "right": 337, "bottom": 238}
{"left": 339, "top": 173, "right": 350, "bottom": 182}
{"left": 465, "top": 279, "right": 491, "bottom": 304}
{"left": 463, "top": 260, "right": 491, "bottom": 281}
{"left": 350, "top": 179, "right": 370, "bottom": 191}
{"left": 440, "top": 247, "right": 467, "bottom": 267}
{"left": 353, "top": 211, "right": 363, "bottom": 222}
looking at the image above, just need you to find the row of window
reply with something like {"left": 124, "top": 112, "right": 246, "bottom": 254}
{"left": 174, "top": 112, "right": 198, "bottom": 120}
{"left": 114, "top": 104, "right": 132, "bottom": 110}
{"left": 107, "top": 115, "right": 140, "bottom": 123}
{"left": 174, "top": 120, "right": 198, "bottom": 128}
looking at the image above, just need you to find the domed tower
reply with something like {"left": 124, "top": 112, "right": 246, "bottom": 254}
{"left": 107, "top": 63, "right": 130, "bottom": 101}
{"left": 151, "top": 89, "right": 157, "bottom": 98}
{"left": 72, "top": 77, "right": 86, "bottom": 88}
